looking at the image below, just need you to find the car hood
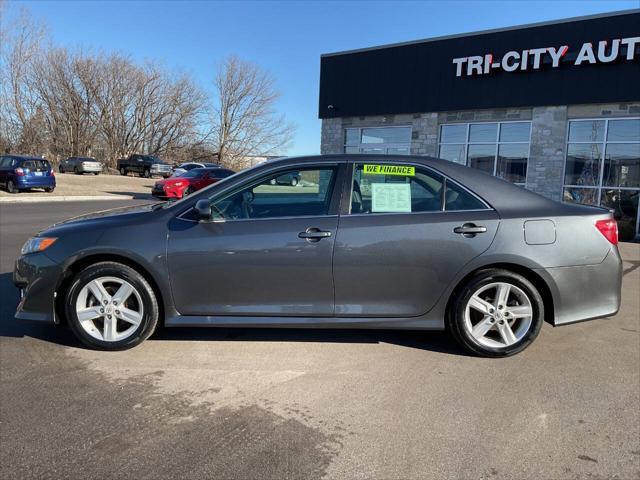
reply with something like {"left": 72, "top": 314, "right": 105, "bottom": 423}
{"left": 41, "top": 202, "right": 161, "bottom": 235}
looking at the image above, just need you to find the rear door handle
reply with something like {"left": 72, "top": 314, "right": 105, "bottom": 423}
{"left": 298, "top": 228, "right": 332, "bottom": 242}
{"left": 454, "top": 223, "right": 487, "bottom": 237}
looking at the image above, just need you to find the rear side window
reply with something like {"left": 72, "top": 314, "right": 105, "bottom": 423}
{"left": 350, "top": 162, "right": 488, "bottom": 214}
{"left": 445, "top": 181, "right": 487, "bottom": 211}
{"left": 351, "top": 163, "right": 444, "bottom": 214}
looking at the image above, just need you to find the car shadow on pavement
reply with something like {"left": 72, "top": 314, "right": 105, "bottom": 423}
{"left": 150, "top": 327, "right": 469, "bottom": 356}
{"left": 104, "top": 191, "right": 154, "bottom": 199}
{"left": 0, "top": 271, "right": 468, "bottom": 356}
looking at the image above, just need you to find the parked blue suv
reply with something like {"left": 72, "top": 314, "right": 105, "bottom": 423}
{"left": 0, "top": 155, "right": 56, "bottom": 193}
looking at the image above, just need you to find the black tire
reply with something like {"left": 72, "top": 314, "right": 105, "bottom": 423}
{"left": 448, "top": 269, "right": 544, "bottom": 358}
{"left": 44, "top": 187, "right": 54, "bottom": 193}
{"left": 64, "top": 261, "right": 159, "bottom": 350}
{"left": 74, "top": 166, "right": 81, "bottom": 175}
{"left": 143, "top": 169, "right": 151, "bottom": 178}
{"left": 93, "top": 172, "right": 99, "bottom": 175}
{"left": 120, "top": 167, "right": 127, "bottom": 176}
{"left": 59, "top": 165, "right": 65, "bottom": 174}
{"left": 291, "top": 177, "right": 298, "bottom": 186}
{"left": 182, "top": 186, "right": 195, "bottom": 197}
{"left": 7, "top": 180, "right": 18, "bottom": 194}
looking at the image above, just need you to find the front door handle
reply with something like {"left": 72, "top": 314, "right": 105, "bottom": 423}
{"left": 454, "top": 223, "right": 487, "bottom": 237}
{"left": 298, "top": 228, "right": 332, "bottom": 242}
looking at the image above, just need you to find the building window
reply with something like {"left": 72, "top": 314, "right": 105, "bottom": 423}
{"left": 344, "top": 126, "right": 411, "bottom": 155}
{"left": 563, "top": 118, "right": 640, "bottom": 241}
{"left": 438, "top": 121, "right": 531, "bottom": 185}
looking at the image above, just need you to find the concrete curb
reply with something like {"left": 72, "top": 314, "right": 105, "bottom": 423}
{"left": 0, "top": 195, "right": 148, "bottom": 203}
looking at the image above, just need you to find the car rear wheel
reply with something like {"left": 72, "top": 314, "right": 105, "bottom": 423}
{"left": 183, "top": 186, "right": 195, "bottom": 197}
{"left": 290, "top": 177, "right": 298, "bottom": 186}
{"left": 74, "top": 167, "right": 80, "bottom": 174}
{"left": 65, "top": 262, "right": 159, "bottom": 350}
{"left": 448, "top": 269, "right": 543, "bottom": 357}
{"left": 59, "top": 166, "right": 65, "bottom": 173}
{"left": 120, "top": 167, "right": 127, "bottom": 176}
{"left": 143, "top": 169, "right": 151, "bottom": 178}
{"left": 7, "top": 180, "right": 18, "bottom": 194}
{"left": 44, "top": 187, "right": 54, "bottom": 193}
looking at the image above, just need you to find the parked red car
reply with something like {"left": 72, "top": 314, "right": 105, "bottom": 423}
{"left": 152, "top": 167, "right": 235, "bottom": 199}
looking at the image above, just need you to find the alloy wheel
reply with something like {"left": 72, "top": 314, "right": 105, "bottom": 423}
{"left": 75, "top": 276, "right": 144, "bottom": 342}
{"left": 463, "top": 282, "right": 533, "bottom": 348}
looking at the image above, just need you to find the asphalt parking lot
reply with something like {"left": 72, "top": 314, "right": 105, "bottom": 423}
{"left": 1, "top": 200, "right": 639, "bottom": 480}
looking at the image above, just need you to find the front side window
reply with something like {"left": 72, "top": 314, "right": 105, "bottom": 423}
{"left": 438, "top": 121, "right": 531, "bottom": 185}
{"left": 563, "top": 117, "right": 640, "bottom": 240}
{"left": 212, "top": 167, "right": 336, "bottom": 220}
{"left": 344, "top": 126, "right": 411, "bottom": 155}
{"left": 350, "top": 163, "right": 486, "bottom": 214}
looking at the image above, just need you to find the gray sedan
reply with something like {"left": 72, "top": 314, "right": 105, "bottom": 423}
{"left": 59, "top": 156, "right": 103, "bottom": 175}
{"left": 13, "top": 155, "right": 622, "bottom": 357}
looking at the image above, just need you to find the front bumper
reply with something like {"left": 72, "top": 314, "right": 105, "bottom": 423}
{"left": 535, "top": 247, "right": 623, "bottom": 325}
{"left": 13, "top": 252, "right": 63, "bottom": 323}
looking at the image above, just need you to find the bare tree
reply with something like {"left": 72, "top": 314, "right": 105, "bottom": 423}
{"left": 212, "top": 55, "right": 294, "bottom": 169}
{"left": 0, "top": 7, "right": 47, "bottom": 152}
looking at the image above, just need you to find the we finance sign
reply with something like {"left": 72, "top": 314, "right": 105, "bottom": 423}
{"left": 452, "top": 36, "right": 639, "bottom": 77}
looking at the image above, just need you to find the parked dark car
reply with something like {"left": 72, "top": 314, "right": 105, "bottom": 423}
{"left": 0, "top": 155, "right": 55, "bottom": 193}
{"left": 153, "top": 167, "right": 235, "bottom": 199}
{"left": 59, "top": 156, "right": 103, "bottom": 175}
{"left": 117, "top": 154, "right": 172, "bottom": 178}
{"left": 14, "top": 155, "right": 622, "bottom": 357}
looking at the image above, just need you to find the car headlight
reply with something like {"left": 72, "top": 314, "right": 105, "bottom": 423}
{"left": 21, "top": 237, "right": 57, "bottom": 255}
{"left": 174, "top": 182, "right": 184, "bottom": 187}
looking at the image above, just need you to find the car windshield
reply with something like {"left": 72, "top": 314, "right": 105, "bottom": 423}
{"left": 22, "top": 159, "right": 50, "bottom": 170}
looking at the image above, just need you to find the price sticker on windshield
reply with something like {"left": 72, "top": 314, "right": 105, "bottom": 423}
{"left": 363, "top": 164, "right": 415, "bottom": 176}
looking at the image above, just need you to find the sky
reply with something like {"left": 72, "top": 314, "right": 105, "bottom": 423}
{"left": 3, "top": 0, "right": 638, "bottom": 156}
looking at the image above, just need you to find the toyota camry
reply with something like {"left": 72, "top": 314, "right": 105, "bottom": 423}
{"left": 13, "top": 155, "right": 622, "bottom": 357}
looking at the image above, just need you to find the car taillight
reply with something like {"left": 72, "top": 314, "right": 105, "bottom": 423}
{"left": 14, "top": 168, "right": 25, "bottom": 176}
{"left": 595, "top": 219, "right": 618, "bottom": 245}
{"left": 49, "top": 170, "right": 55, "bottom": 177}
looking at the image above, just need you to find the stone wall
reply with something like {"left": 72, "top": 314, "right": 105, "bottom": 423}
{"left": 320, "top": 102, "right": 639, "bottom": 202}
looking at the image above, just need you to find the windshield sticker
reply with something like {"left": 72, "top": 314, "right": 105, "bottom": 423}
{"left": 371, "top": 183, "right": 412, "bottom": 213}
{"left": 364, "top": 164, "right": 415, "bottom": 176}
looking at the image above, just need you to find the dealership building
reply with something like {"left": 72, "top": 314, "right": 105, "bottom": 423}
{"left": 318, "top": 10, "right": 640, "bottom": 239}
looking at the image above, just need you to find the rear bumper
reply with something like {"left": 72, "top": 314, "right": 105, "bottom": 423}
{"left": 535, "top": 247, "right": 623, "bottom": 325}
{"left": 79, "top": 164, "right": 102, "bottom": 173}
{"left": 13, "top": 252, "right": 62, "bottom": 323}
{"left": 15, "top": 177, "right": 56, "bottom": 189}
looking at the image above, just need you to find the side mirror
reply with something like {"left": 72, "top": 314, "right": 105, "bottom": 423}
{"left": 194, "top": 199, "right": 212, "bottom": 221}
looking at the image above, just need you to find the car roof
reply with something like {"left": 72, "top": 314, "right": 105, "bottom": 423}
{"left": 262, "top": 154, "right": 566, "bottom": 215}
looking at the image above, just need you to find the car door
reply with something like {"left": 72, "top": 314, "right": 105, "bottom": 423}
{"left": 166, "top": 163, "right": 345, "bottom": 317}
{"left": 333, "top": 161, "right": 499, "bottom": 317}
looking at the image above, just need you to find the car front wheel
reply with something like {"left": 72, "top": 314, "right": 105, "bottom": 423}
{"left": 448, "top": 269, "right": 543, "bottom": 357}
{"left": 65, "top": 261, "right": 159, "bottom": 350}
{"left": 120, "top": 167, "right": 127, "bottom": 176}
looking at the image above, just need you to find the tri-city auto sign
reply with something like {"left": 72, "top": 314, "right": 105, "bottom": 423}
{"left": 452, "top": 36, "right": 639, "bottom": 77}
